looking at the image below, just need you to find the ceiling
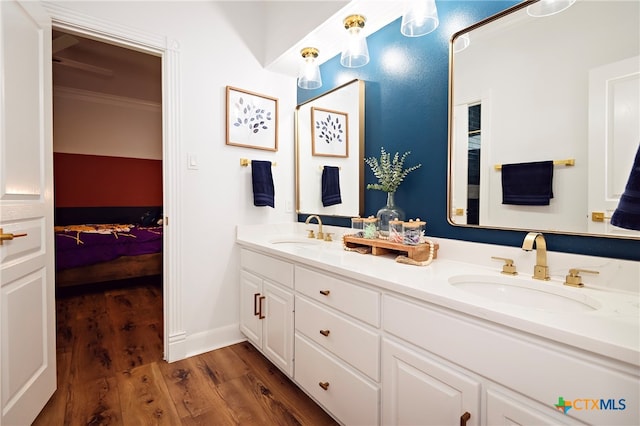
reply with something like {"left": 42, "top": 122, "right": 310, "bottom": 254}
{"left": 51, "top": 0, "right": 402, "bottom": 99}
{"left": 264, "top": 0, "right": 403, "bottom": 76}
{"left": 52, "top": 29, "right": 162, "bottom": 103}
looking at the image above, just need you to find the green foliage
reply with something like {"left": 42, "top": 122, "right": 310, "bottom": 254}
{"left": 365, "top": 147, "right": 421, "bottom": 193}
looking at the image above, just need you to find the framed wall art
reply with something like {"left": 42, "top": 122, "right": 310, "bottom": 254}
{"left": 311, "top": 107, "right": 349, "bottom": 158}
{"left": 226, "top": 86, "right": 278, "bottom": 151}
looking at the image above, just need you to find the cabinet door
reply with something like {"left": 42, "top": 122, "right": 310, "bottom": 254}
{"left": 262, "top": 280, "right": 294, "bottom": 376}
{"left": 486, "top": 388, "right": 577, "bottom": 426}
{"left": 382, "top": 339, "right": 481, "bottom": 426}
{"left": 239, "top": 270, "right": 263, "bottom": 347}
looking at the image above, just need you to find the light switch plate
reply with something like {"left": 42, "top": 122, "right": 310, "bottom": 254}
{"left": 187, "top": 153, "right": 198, "bottom": 170}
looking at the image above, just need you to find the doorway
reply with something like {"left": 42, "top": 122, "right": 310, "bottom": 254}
{"left": 47, "top": 2, "right": 183, "bottom": 365}
{"left": 51, "top": 26, "right": 165, "bottom": 362}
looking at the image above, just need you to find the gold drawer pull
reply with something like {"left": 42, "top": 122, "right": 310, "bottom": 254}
{"left": 0, "top": 228, "right": 27, "bottom": 245}
{"left": 319, "top": 329, "right": 330, "bottom": 337}
{"left": 460, "top": 412, "right": 471, "bottom": 426}
{"left": 318, "top": 381, "right": 330, "bottom": 391}
{"left": 319, "top": 290, "right": 330, "bottom": 296}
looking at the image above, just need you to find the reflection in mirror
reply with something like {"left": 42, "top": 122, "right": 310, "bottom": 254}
{"left": 296, "top": 79, "right": 364, "bottom": 218}
{"left": 448, "top": 0, "right": 639, "bottom": 239}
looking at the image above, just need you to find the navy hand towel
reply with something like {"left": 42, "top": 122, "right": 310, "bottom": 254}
{"left": 321, "top": 166, "right": 342, "bottom": 207}
{"left": 501, "top": 160, "right": 554, "bottom": 205}
{"left": 251, "top": 160, "right": 275, "bottom": 208}
{"left": 611, "top": 144, "right": 640, "bottom": 231}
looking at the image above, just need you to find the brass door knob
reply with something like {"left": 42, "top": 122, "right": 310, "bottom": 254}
{"left": 0, "top": 228, "right": 27, "bottom": 245}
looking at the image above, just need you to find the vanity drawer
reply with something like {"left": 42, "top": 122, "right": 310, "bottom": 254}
{"left": 240, "top": 248, "right": 293, "bottom": 288}
{"left": 295, "top": 265, "right": 380, "bottom": 326}
{"left": 295, "top": 295, "right": 379, "bottom": 381}
{"left": 295, "top": 333, "right": 379, "bottom": 426}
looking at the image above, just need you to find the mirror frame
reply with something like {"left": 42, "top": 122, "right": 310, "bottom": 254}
{"left": 447, "top": 0, "right": 640, "bottom": 240}
{"left": 295, "top": 79, "right": 365, "bottom": 218}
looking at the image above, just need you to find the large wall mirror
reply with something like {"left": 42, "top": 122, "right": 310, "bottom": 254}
{"left": 296, "top": 79, "right": 365, "bottom": 218}
{"left": 448, "top": 0, "right": 639, "bottom": 239}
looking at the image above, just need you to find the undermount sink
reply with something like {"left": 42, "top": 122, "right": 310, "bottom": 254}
{"left": 449, "top": 275, "right": 601, "bottom": 313}
{"left": 268, "top": 237, "right": 322, "bottom": 246}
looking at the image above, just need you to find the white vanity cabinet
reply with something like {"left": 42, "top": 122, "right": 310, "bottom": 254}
{"left": 239, "top": 249, "right": 294, "bottom": 376}
{"left": 382, "top": 338, "right": 481, "bottom": 426}
{"left": 293, "top": 265, "right": 381, "bottom": 425}
{"left": 382, "top": 294, "right": 639, "bottom": 426}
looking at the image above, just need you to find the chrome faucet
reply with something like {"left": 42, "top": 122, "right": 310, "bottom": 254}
{"left": 305, "top": 215, "right": 324, "bottom": 240}
{"left": 521, "top": 232, "right": 550, "bottom": 280}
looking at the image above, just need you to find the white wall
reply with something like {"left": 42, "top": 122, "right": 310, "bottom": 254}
{"left": 53, "top": 87, "right": 163, "bottom": 159}
{"left": 46, "top": 0, "right": 298, "bottom": 358}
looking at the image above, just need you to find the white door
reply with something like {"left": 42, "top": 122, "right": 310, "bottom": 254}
{"left": 451, "top": 104, "right": 469, "bottom": 224}
{"left": 262, "top": 280, "right": 293, "bottom": 376}
{"left": 382, "top": 339, "right": 481, "bottom": 426}
{"left": 0, "top": 1, "right": 56, "bottom": 425}
{"left": 588, "top": 56, "right": 640, "bottom": 236}
{"left": 239, "top": 270, "right": 262, "bottom": 347}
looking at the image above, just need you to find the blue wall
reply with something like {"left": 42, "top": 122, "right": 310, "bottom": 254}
{"left": 298, "top": 1, "right": 639, "bottom": 261}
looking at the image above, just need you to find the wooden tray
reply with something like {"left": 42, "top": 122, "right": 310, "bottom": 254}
{"left": 343, "top": 234, "right": 438, "bottom": 262}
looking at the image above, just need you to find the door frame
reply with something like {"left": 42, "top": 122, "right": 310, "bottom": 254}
{"left": 43, "top": 3, "right": 186, "bottom": 361}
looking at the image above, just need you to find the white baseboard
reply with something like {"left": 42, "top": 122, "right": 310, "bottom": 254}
{"left": 182, "top": 323, "right": 245, "bottom": 360}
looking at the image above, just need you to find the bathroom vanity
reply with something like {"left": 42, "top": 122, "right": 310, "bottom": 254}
{"left": 237, "top": 223, "right": 639, "bottom": 426}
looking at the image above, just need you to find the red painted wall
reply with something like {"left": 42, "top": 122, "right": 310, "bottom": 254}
{"left": 54, "top": 153, "right": 162, "bottom": 207}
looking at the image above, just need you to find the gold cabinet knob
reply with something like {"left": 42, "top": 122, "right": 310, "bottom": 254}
{"left": 319, "top": 329, "right": 330, "bottom": 337}
{"left": 319, "top": 290, "right": 330, "bottom": 296}
{"left": 318, "top": 381, "right": 330, "bottom": 391}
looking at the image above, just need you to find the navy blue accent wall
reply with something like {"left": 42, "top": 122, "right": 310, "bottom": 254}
{"left": 297, "top": 1, "right": 640, "bottom": 261}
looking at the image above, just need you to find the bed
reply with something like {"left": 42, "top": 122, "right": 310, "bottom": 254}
{"left": 55, "top": 207, "right": 163, "bottom": 288}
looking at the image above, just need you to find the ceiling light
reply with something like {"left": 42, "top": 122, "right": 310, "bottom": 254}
{"left": 527, "top": 0, "right": 576, "bottom": 17}
{"left": 453, "top": 33, "right": 470, "bottom": 53}
{"left": 340, "top": 14, "right": 370, "bottom": 68}
{"left": 298, "top": 47, "right": 322, "bottom": 90}
{"left": 401, "top": 0, "right": 439, "bottom": 37}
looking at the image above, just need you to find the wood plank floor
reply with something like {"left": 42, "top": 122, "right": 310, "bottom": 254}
{"left": 33, "top": 277, "right": 338, "bottom": 425}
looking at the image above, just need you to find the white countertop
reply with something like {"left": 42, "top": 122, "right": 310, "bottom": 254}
{"left": 236, "top": 223, "right": 640, "bottom": 368}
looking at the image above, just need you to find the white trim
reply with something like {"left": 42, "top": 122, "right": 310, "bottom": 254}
{"left": 53, "top": 86, "right": 161, "bottom": 112}
{"left": 43, "top": 2, "right": 185, "bottom": 362}
{"left": 184, "top": 325, "right": 246, "bottom": 359}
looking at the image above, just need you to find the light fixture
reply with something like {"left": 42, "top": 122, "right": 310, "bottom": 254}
{"left": 340, "top": 14, "right": 369, "bottom": 68}
{"left": 527, "top": 0, "right": 576, "bottom": 17}
{"left": 298, "top": 47, "right": 322, "bottom": 90}
{"left": 453, "top": 33, "right": 470, "bottom": 53}
{"left": 401, "top": 0, "right": 439, "bottom": 37}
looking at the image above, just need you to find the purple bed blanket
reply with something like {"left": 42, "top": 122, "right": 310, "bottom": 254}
{"left": 55, "top": 224, "right": 163, "bottom": 271}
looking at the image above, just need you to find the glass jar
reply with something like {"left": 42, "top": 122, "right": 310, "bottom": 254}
{"left": 403, "top": 219, "right": 425, "bottom": 245}
{"left": 388, "top": 219, "right": 404, "bottom": 243}
{"left": 362, "top": 217, "right": 378, "bottom": 239}
{"left": 351, "top": 217, "right": 364, "bottom": 237}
